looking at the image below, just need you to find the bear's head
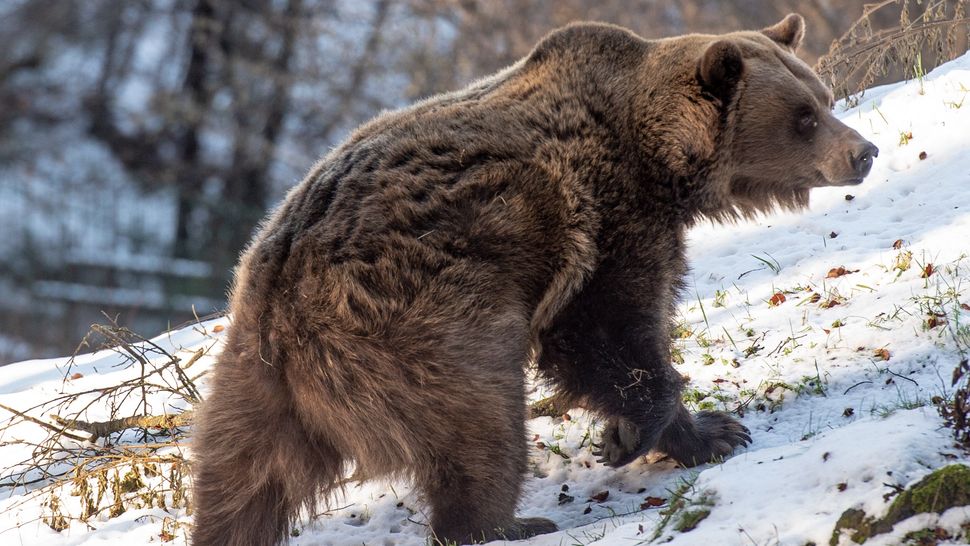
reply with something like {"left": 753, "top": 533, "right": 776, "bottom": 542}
{"left": 696, "top": 14, "right": 878, "bottom": 216}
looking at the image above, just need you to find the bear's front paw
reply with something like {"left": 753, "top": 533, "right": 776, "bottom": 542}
{"left": 593, "top": 417, "right": 643, "bottom": 467}
{"left": 678, "top": 411, "right": 751, "bottom": 467}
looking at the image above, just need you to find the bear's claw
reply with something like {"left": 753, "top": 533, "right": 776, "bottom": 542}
{"left": 593, "top": 417, "right": 644, "bottom": 467}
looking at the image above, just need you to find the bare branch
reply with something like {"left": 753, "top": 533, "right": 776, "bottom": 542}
{"left": 50, "top": 411, "right": 193, "bottom": 443}
{"left": 0, "top": 403, "right": 90, "bottom": 443}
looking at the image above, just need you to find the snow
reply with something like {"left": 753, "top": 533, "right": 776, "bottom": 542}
{"left": 2, "top": 52, "right": 970, "bottom": 546}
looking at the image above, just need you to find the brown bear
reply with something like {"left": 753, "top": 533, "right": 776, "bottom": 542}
{"left": 190, "top": 13, "right": 877, "bottom": 546}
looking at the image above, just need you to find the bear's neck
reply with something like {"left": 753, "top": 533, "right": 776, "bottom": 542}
{"left": 512, "top": 42, "right": 732, "bottom": 229}
{"left": 621, "top": 51, "right": 730, "bottom": 226}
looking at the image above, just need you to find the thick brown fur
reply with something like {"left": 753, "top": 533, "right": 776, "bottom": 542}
{"left": 191, "top": 14, "right": 877, "bottom": 546}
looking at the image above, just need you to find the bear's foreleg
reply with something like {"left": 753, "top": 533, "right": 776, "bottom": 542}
{"left": 538, "top": 277, "right": 749, "bottom": 467}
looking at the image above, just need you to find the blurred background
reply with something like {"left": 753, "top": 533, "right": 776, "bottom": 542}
{"left": 0, "top": 0, "right": 966, "bottom": 363}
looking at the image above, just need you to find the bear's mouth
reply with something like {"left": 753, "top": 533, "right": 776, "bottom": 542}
{"left": 830, "top": 176, "right": 865, "bottom": 186}
{"left": 813, "top": 169, "right": 865, "bottom": 187}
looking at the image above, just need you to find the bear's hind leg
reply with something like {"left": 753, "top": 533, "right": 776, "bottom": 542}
{"left": 406, "top": 359, "right": 555, "bottom": 545}
{"left": 419, "top": 415, "right": 556, "bottom": 544}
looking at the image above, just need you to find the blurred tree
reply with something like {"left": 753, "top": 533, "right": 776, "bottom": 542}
{"left": 0, "top": 0, "right": 965, "bottom": 362}
{"left": 85, "top": 0, "right": 307, "bottom": 273}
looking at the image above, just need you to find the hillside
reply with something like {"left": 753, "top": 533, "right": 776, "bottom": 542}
{"left": 1, "top": 53, "right": 969, "bottom": 546}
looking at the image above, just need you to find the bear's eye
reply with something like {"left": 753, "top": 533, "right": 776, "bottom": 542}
{"left": 797, "top": 111, "right": 818, "bottom": 135}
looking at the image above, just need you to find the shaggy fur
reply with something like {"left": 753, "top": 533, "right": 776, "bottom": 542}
{"left": 191, "top": 13, "right": 877, "bottom": 545}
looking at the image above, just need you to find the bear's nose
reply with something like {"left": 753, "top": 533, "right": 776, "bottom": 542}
{"left": 851, "top": 142, "right": 879, "bottom": 177}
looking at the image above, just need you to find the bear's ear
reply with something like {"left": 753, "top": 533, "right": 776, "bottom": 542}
{"left": 762, "top": 13, "right": 805, "bottom": 52}
{"left": 697, "top": 40, "right": 744, "bottom": 102}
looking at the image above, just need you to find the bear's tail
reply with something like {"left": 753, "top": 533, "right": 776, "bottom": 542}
{"left": 190, "top": 337, "right": 343, "bottom": 546}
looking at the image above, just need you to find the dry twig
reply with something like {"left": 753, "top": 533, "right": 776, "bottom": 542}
{"left": 0, "top": 318, "right": 217, "bottom": 531}
{"left": 816, "top": 0, "right": 970, "bottom": 103}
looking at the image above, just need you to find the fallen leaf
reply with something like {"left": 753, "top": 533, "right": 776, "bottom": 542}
{"left": 820, "top": 299, "right": 841, "bottom": 309}
{"left": 558, "top": 493, "right": 574, "bottom": 505}
{"left": 874, "top": 348, "right": 891, "bottom": 361}
{"left": 212, "top": 324, "right": 225, "bottom": 333}
{"left": 829, "top": 231, "right": 838, "bottom": 239}
{"left": 837, "top": 482, "right": 848, "bottom": 492}
{"left": 589, "top": 490, "right": 609, "bottom": 503}
{"left": 845, "top": 194, "right": 855, "bottom": 201}
{"left": 927, "top": 316, "right": 946, "bottom": 329}
{"left": 70, "top": 372, "right": 83, "bottom": 380}
{"left": 535, "top": 442, "right": 545, "bottom": 450}
{"left": 769, "top": 292, "right": 786, "bottom": 306}
{"left": 921, "top": 263, "right": 935, "bottom": 278}
{"left": 562, "top": 413, "right": 571, "bottom": 421}
{"left": 808, "top": 292, "right": 821, "bottom": 303}
{"left": 894, "top": 251, "right": 913, "bottom": 272}
{"left": 919, "top": 151, "right": 927, "bottom": 160}
{"left": 642, "top": 496, "right": 666, "bottom": 508}
{"left": 826, "top": 266, "right": 857, "bottom": 278}
{"left": 892, "top": 239, "right": 905, "bottom": 249}
{"left": 843, "top": 407, "right": 855, "bottom": 417}
{"left": 962, "top": 303, "right": 970, "bottom": 311}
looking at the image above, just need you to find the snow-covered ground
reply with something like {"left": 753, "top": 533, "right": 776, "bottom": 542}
{"left": 1, "top": 53, "right": 969, "bottom": 545}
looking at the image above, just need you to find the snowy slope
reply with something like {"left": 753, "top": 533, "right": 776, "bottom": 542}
{"left": 1, "top": 53, "right": 969, "bottom": 546}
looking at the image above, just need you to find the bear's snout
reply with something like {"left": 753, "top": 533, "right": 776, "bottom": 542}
{"left": 825, "top": 133, "right": 879, "bottom": 186}
{"left": 850, "top": 142, "right": 879, "bottom": 179}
